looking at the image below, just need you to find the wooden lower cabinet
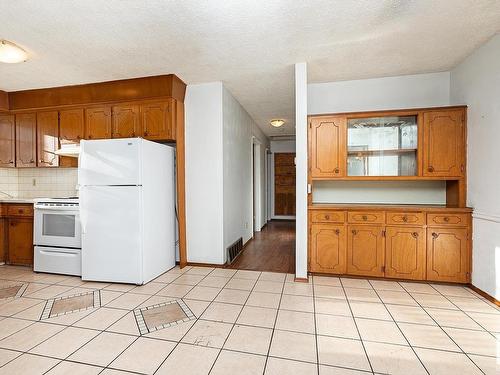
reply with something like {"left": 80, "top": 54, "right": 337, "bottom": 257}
{"left": 427, "top": 227, "right": 469, "bottom": 283}
{"left": 385, "top": 226, "right": 426, "bottom": 280}
{"left": 309, "top": 207, "right": 472, "bottom": 283}
{"left": 347, "top": 225, "right": 385, "bottom": 277}
{"left": 7, "top": 218, "right": 33, "bottom": 266}
{"left": 310, "top": 224, "right": 346, "bottom": 274}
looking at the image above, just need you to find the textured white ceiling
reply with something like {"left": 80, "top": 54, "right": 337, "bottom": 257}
{"left": 1, "top": 1, "right": 499, "bottom": 136}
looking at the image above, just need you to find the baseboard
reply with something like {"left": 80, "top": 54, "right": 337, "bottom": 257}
{"left": 469, "top": 284, "right": 500, "bottom": 307}
{"left": 176, "top": 261, "right": 225, "bottom": 269}
{"left": 294, "top": 277, "right": 309, "bottom": 283}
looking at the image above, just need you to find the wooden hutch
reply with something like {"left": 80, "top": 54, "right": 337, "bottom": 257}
{"left": 308, "top": 106, "right": 471, "bottom": 283}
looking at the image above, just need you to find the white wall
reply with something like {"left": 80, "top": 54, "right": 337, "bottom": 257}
{"left": 270, "top": 140, "right": 295, "bottom": 153}
{"left": 223, "top": 86, "right": 269, "bottom": 257}
{"left": 184, "top": 82, "right": 224, "bottom": 264}
{"left": 295, "top": 63, "right": 308, "bottom": 279}
{"left": 450, "top": 34, "right": 500, "bottom": 299}
{"left": 308, "top": 72, "right": 450, "bottom": 115}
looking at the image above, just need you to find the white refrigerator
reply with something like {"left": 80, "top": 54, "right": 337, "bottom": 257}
{"left": 79, "top": 138, "right": 176, "bottom": 284}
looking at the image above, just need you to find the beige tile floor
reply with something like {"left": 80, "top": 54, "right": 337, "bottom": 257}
{"left": 0, "top": 265, "right": 499, "bottom": 374}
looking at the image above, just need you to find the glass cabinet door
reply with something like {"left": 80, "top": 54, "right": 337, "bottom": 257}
{"left": 347, "top": 116, "right": 418, "bottom": 176}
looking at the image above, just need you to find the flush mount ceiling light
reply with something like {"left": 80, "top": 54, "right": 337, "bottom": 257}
{"left": 0, "top": 40, "right": 28, "bottom": 63}
{"left": 270, "top": 119, "right": 285, "bottom": 128}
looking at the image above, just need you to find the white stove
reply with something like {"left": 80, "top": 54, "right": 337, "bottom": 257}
{"left": 34, "top": 197, "right": 81, "bottom": 276}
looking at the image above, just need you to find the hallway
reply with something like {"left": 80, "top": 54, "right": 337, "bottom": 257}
{"left": 227, "top": 220, "right": 295, "bottom": 274}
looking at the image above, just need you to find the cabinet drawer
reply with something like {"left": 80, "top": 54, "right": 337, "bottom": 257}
{"left": 386, "top": 212, "right": 425, "bottom": 225}
{"left": 310, "top": 210, "right": 345, "bottom": 223}
{"left": 427, "top": 213, "right": 469, "bottom": 226}
{"left": 348, "top": 211, "right": 385, "bottom": 224}
{"left": 7, "top": 205, "right": 34, "bottom": 217}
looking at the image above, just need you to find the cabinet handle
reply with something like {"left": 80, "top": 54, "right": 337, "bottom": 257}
{"left": 10, "top": 222, "right": 15, "bottom": 227}
{"left": 18, "top": 209, "right": 23, "bottom": 213}
{"left": 334, "top": 168, "right": 339, "bottom": 174}
{"left": 351, "top": 229, "right": 357, "bottom": 235}
{"left": 428, "top": 166, "right": 434, "bottom": 172}
{"left": 362, "top": 215, "right": 367, "bottom": 221}
{"left": 443, "top": 216, "right": 450, "bottom": 222}
{"left": 402, "top": 216, "right": 408, "bottom": 222}
{"left": 88, "top": 135, "right": 93, "bottom": 139}
{"left": 76, "top": 136, "right": 81, "bottom": 140}
{"left": 335, "top": 229, "right": 340, "bottom": 235}
{"left": 30, "top": 159, "right": 34, "bottom": 163}
{"left": 144, "top": 131, "right": 148, "bottom": 136}
{"left": 412, "top": 232, "right": 418, "bottom": 238}
{"left": 432, "top": 232, "right": 438, "bottom": 238}
{"left": 132, "top": 132, "right": 136, "bottom": 137}
{"left": 325, "top": 215, "right": 330, "bottom": 220}
{"left": 460, "top": 164, "right": 464, "bottom": 173}
{"left": 9, "top": 160, "right": 13, "bottom": 164}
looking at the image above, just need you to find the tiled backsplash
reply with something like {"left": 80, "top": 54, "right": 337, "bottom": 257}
{"left": 0, "top": 168, "right": 78, "bottom": 199}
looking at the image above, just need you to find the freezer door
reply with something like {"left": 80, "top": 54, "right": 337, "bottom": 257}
{"left": 79, "top": 138, "right": 141, "bottom": 186}
{"left": 81, "top": 186, "right": 143, "bottom": 284}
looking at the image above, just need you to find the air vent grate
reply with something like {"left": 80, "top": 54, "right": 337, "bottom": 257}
{"left": 227, "top": 237, "right": 243, "bottom": 264}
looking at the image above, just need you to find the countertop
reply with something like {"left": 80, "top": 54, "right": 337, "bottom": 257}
{"left": 0, "top": 198, "right": 35, "bottom": 204}
{"left": 309, "top": 203, "right": 473, "bottom": 212}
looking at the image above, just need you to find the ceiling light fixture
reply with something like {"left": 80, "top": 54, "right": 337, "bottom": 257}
{"left": 270, "top": 119, "right": 285, "bottom": 128}
{"left": 0, "top": 40, "right": 28, "bottom": 63}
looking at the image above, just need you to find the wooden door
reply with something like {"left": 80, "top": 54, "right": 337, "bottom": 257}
{"left": 0, "top": 114, "right": 15, "bottom": 168}
{"left": 274, "top": 153, "right": 295, "bottom": 216}
{"left": 8, "top": 218, "right": 33, "bottom": 265}
{"left": 347, "top": 225, "right": 385, "bottom": 277}
{"left": 60, "top": 108, "right": 84, "bottom": 144}
{"left": 427, "top": 227, "right": 469, "bottom": 283}
{"left": 37, "top": 111, "right": 59, "bottom": 167}
{"left": 310, "top": 116, "right": 346, "bottom": 178}
{"left": 310, "top": 224, "right": 346, "bottom": 274}
{"left": 423, "top": 110, "right": 465, "bottom": 177}
{"left": 141, "top": 100, "right": 174, "bottom": 140}
{"left": 385, "top": 226, "right": 426, "bottom": 280}
{"left": 112, "top": 104, "right": 141, "bottom": 138}
{"left": 15, "top": 113, "right": 37, "bottom": 167}
{"left": 85, "top": 106, "right": 111, "bottom": 139}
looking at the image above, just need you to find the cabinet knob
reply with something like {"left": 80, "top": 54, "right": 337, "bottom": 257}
{"left": 18, "top": 209, "right": 23, "bottom": 213}
{"left": 9, "top": 160, "right": 13, "bottom": 164}
{"left": 412, "top": 232, "right": 418, "bottom": 238}
{"left": 362, "top": 215, "right": 367, "bottom": 221}
{"left": 443, "top": 216, "right": 450, "bottom": 222}
{"left": 88, "top": 135, "right": 93, "bottom": 139}
{"left": 335, "top": 229, "right": 340, "bottom": 235}
{"left": 325, "top": 215, "right": 330, "bottom": 220}
{"left": 144, "top": 131, "right": 148, "bottom": 136}
{"left": 428, "top": 166, "right": 434, "bottom": 172}
{"left": 334, "top": 168, "right": 339, "bottom": 174}
{"left": 432, "top": 232, "right": 438, "bottom": 238}
{"left": 351, "top": 229, "right": 357, "bottom": 235}
{"left": 76, "top": 136, "right": 81, "bottom": 140}
{"left": 30, "top": 159, "right": 34, "bottom": 163}
{"left": 402, "top": 216, "right": 408, "bottom": 222}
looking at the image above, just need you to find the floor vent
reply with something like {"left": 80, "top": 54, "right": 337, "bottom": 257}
{"left": 227, "top": 237, "right": 243, "bottom": 264}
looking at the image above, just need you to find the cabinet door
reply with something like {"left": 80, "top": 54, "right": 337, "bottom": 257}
{"left": 423, "top": 110, "right": 465, "bottom": 177}
{"left": 310, "top": 117, "right": 346, "bottom": 178}
{"left": 15, "top": 113, "right": 37, "bottom": 167}
{"left": 310, "top": 224, "right": 346, "bottom": 274}
{"left": 141, "top": 100, "right": 174, "bottom": 140}
{"left": 347, "top": 225, "right": 385, "bottom": 277}
{"left": 8, "top": 218, "right": 33, "bottom": 266}
{"left": 37, "top": 111, "right": 59, "bottom": 167}
{"left": 427, "top": 227, "right": 469, "bottom": 283}
{"left": 385, "top": 226, "right": 425, "bottom": 280}
{"left": 60, "top": 108, "right": 84, "bottom": 144}
{"left": 112, "top": 104, "right": 141, "bottom": 138}
{"left": 85, "top": 106, "right": 111, "bottom": 140}
{"left": 0, "top": 114, "right": 15, "bottom": 167}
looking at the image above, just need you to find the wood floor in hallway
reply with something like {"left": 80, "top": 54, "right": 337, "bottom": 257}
{"left": 227, "top": 220, "right": 295, "bottom": 273}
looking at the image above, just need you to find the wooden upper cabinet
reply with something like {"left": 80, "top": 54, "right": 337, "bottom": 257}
{"left": 310, "top": 223, "right": 346, "bottom": 274}
{"left": 141, "top": 100, "right": 175, "bottom": 140}
{"left": 0, "top": 114, "right": 15, "bottom": 168}
{"left": 385, "top": 226, "right": 425, "bottom": 280}
{"left": 85, "top": 106, "right": 111, "bottom": 140}
{"left": 37, "top": 111, "right": 59, "bottom": 167}
{"left": 423, "top": 109, "right": 465, "bottom": 177}
{"left": 15, "top": 113, "right": 37, "bottom": 168}
{"left": 59, "top": 108, "right": 84, "bottom": 144}
{"left": 427, "top": 227, "right": 469, "bottom": 283}
{"left": 310, "top": 117, "right": 346, "bottom": 178}
{"left": 347, "top": 225, "right": 385, "bottom": 277}
{"left": 112, "top": 104, "right": 141, "bottom": 138}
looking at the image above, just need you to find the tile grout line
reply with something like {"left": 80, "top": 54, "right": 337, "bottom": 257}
{"left": 311, "top": 275, "right": 320, "bottom": 375}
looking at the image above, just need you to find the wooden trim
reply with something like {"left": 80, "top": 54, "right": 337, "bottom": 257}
{"left": 308, "top": 105, "right": 467, "bottom": 120}
{"left": 469, "top": 284, "right": 500, "bottom": 307}
{"left": 185, "top": 262, "right": 225, "bottom": 268}
{"left": 8, "top": 74, "right": 186, "bottom": 110}
{"left": 175, "top": 100, "right": 187, "bottom": 269}
{"left": 310, "top": 271, "right": 472, "bottom": 285}
{"left": 308, "top": 204, "right": 473, "bottom": 212}
{"left": 294, "top": 277, "right": 309, "bottom": 283}
{"left": 0, "top": 90, "right": 9, "bottom": 111}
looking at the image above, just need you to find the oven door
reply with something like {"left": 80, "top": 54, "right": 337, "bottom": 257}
{"left": 34, "top": 206, "right": 81, "bottom": 248}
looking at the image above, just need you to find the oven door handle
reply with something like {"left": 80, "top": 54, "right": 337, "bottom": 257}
{"left": 34, "top": 205, "right": 79, "bottom": 211}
